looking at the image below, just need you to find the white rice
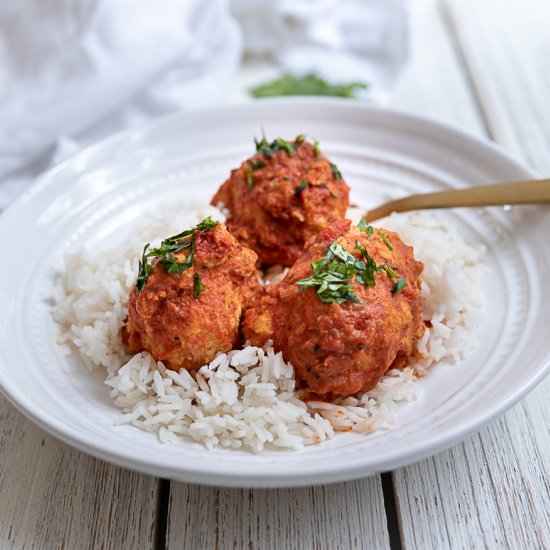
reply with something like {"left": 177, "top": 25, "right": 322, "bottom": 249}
{"left": 51, "top": 199, "right": 486, "bottom": 452}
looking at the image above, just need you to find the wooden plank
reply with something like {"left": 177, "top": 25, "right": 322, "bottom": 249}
{"left": 166, "top": 477, "right": 390, "bottom": 550}
{"left": 394, "top": 381, "right": 550, "bottom": 549}
{"left": 445, "top": 0, "right": 550, "bottom": 173}
{"left": 0, "top": 397, "right": 159, "bottom": 550}
{"left": 390, "top": 0, "right": 550, "bottom": 548}
{"left": 391, "top": 0, "right": 485, "bottom": 135}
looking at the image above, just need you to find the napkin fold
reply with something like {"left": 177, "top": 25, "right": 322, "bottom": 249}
{"left": 0, "top": 0, "right": 242, "bottom": 208}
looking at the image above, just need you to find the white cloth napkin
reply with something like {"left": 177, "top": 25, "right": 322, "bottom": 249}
{"left": 0, "top": 0, "right": 410, "bottom": 210}
{"left": 0, "top": 0, "right": 242, "bottom": 209}
{"left": 232, "top": 0, "right": 410, "bottom": 92}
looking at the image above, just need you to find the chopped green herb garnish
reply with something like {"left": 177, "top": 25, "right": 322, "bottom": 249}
{"left": 295, "top": 241, "right": 360, "bottom": 305}
{"left": 283, "top": 175, "right": 292, "bottom": 181}
{"left": 195, "top": 217, "right": 218, "bottom": 232}
{"left": 295, "top": 235, "right": 406, "bottom": 304}
{"left": 313, "top": 139, "right": 320, "bottom": 156}
{"left": 253, "top": 134, "right": 306, "bottom": 158}
{"left": 136, "top": 217, "right": 218, "bottom": 294}
{"left": 160, "top": 244, "right": 193, "bottom": 274}
{"left": 152, "top": 217, "right": 217, "bottom": 247}
{"left": 251, "top": 160, "right": 265, "bottom": 170}
{"left": 295, "top": 180, "right": 309, "bottom": 196}
{"left": 136, "top": 244, "right": 153, "bottom": 293}
{"left": 380, "top": 263, "right": 398, "bottom": 279}
{"left": 354, "top": 241, "right": 382, "bottom": 287}
{"left": 330, "top": 191, "right": 337, "bottom": 199}
{"left": 254, "top": 136, "right": 290, "bottom": 157}
{"left": 277, "top": 138, "right": 295, "bottom": 155}
{"left": 357, "top": 217, "right": 374, "bottom": 237}
{"left": 193, "top": 273, "right": 205, "bottom": 298}
{"left": 249, "top": 73, "right": 368, "bottom": 99}
{"left": 392, "top": 275, "right": 406, "bottom": 294}
{"left": 330, "top": 162, "right": 342, "bottom": 180}
{"left": 377, "top": 231, "right": 393, "bottom": 250}
{"left": 247, "top": 166, "right": 254, "bottom": 188}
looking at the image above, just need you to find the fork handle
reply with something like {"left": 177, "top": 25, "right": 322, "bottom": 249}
{"left": 364, "top": 178, "right": 550, "bottom": 222}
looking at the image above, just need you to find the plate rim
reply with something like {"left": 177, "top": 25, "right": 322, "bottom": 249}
{"left": 0, "top": 96, "right": 539, "bottom": 217}
{"left": 1, "top": 98, "right": 548, "bottom": 488}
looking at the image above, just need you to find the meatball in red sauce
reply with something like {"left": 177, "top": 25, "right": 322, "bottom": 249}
{"left": 122, "top": 219, "right": 259, "bottom": 371}
{"left": 243, "top": 219, "right": 424, "bottom": 398}
{"left": 211, "top": 136, "right": 350, "bottom": 267}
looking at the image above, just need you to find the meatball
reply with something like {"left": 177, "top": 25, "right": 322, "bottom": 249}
{"left": 211, "top": 136, "right": 350, "bottom": 267}
{"left": 122, "top": 219, "right": 259, "bottom": 370}
{"left": 243, "top": 219, "right": 424, "bottom": 398}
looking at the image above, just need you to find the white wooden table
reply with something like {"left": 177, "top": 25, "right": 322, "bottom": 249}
{"left": 1, "top": 0, "right": 549, "bottom": 547}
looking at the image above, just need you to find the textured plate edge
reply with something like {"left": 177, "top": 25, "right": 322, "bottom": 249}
{"left": 0, "top": 99, "right": 549, "bottom": 487}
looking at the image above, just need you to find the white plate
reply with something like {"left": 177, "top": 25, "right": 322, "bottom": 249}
{"left": 0, "top": 99, "right": 548, "bottom": 488}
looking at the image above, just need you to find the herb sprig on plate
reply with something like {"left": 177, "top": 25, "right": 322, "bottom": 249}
{"left": 249, "top": 73, "right": 367, "bottom": 99}
{"left": 136, "top": 217, "right": 218, "bottom": 296}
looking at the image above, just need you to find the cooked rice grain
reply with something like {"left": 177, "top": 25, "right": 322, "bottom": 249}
{"left": 52, "top": 201, "right": 486, "bottom": 452}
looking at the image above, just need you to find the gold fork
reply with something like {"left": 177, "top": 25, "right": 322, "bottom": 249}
{"left": 364, "top": 178, "right": 550, "bottom": 222}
